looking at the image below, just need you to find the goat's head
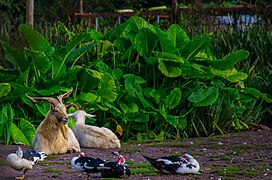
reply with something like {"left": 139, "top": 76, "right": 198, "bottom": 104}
{"left": 66, "top": 103, "right": 96, "bottom": 125}
{"left": 26, "top": 87, "right": 73, "bottom": 124}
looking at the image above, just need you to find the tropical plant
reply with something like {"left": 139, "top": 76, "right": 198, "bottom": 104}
{"left": 0, "top": 15, "right": 271, "bottom": 144}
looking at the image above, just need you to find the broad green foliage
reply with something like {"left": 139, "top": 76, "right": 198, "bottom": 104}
{"left": 0, "top": 15, "right": 271, "bottom": 143}
{"left": 10, "top": 119, "right": 36, "bottom": 146}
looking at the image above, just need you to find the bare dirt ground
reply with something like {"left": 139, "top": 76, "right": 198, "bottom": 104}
{"left": 0, "top": 129, "right": 271, "bottom": 180}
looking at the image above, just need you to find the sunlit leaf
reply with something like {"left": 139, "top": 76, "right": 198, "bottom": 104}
{"left": 10, "top": 123, "right": 30, "bottom": 145}
{"left": 0, "top": 83, "right": 11, "bottom": 99}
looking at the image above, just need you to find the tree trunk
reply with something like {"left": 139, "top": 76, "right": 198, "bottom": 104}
{"left": 79, "top": 0, "right": 84, "bottom": 27}
{"left": 172, "top": 0, "right": 177, "bottom": 24}
{"left": 26, "top": 0, "right": 34, "bottom": 27}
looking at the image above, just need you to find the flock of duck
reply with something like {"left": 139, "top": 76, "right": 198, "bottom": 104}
{"left": 7, "top": 147, "right": 200, "bottom": 179}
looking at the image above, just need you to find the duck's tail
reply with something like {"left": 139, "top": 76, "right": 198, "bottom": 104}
{"left": 143, "top": 155, "right": 156, "bottom": 163}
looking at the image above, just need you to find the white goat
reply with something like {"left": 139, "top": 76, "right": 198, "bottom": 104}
{"left": 67, "top": 104, "right": 121, "bottom": 149}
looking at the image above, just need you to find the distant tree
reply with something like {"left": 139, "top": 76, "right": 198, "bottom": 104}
{"left": 26, "top": 0, "right": 34, "bottom": 26}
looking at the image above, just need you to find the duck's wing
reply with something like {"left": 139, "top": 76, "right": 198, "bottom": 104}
{"left": 24, "top": 149, "right": 47, "bottom": 162}
{"left": 160, "top": 156, "right": 189, "bottom": 164}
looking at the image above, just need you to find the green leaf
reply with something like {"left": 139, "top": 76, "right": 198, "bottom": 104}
{"left": 80, "top": 92, "right": 99, "bottom": 104}
{"left": 96, "top": 72, "right": 117, "bottom": 103}
{"left": 154, "top": 26, "right": 177, "bottom": 53}
{"left": 51, "top": 57, "right": 67, "bottom": 79}
{"left": 35, "top": 104, "right": 48, "bottom": 116}
{"left": 67, "top": 42, "right": 96, "bottom": 67}
{"left": 136, "top": 132, "right": 143, "bottom": 140}
{"left": 166, "top": 24, "right": 190, "bottom": 49}
{"left": 211, "top": 68, "right": 248, "bottom": 82}
{"left": 242, "top": 87, "right": 272, "bottom": 103}
{"left": 155, "top": 131, "right": 165, "bottom": 140}
{"left": 164, "top": 115, "right": 178, "bottom": 128}
{"left": 180, "top": 34, "right": 211, "bottom": 60}
{"left": 135, "top": 28, "right": 158, "bottom": 57}
{"left": 210, "top": 50, "right": 250, "bottom": 69}
{"left": 10, "top": 123, "right": 30, "bottom": 146}
{"left": 19, "top": 24, "right": 52, "bottom": 55}
{"left": 188, "top": 87, "right": 218, "bottom": 106}
{"left": 20, "top": 119, "right": 36, "bottom": 144}
{"left": 158, "top": 59, "right": 182, "bottom": 77}
{"left": 37, "top": 86, "right": 70, "bottom": 96}
{"left": 166, "top": 88, "right": 181, "bottom": 109}
{"left": 0, "top": 83, "right": 11, "bottom": 99}
{"left": 0, "top": 41, "right": 29, "bottom": 70}
{"left": 153, "top": 51, "right": 184, "bottom": 63}
{"left": 25, "top": 48, "right": 51, "bottom": 75}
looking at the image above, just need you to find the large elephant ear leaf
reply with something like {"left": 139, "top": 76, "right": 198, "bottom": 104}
{"left": 25, "top": 49, "right": 51, "bottom": 75}
{"left": 10, "top": 123, "right": 30, "bottom": 146}
{"left": 166, "top": 24, "right": 190, "bottom": 49}
{"left": 135, "top": 27, "right": 158, "bottom": 57}
{"left": 96, "top": 72, "right": 117, "bottom": 103}
{"left": 19, "top": 24, "right": 53, "bottom": 55}
{"left": 210, "top": 50, "right": 250, "bottom": 70}
{"left": 188, "top": 87, "right": 218, "bottom": 106}
{"left": 180, "top": 34, "right": 211, "bottom": 60}
{"left": 20, "top": 119, "right": 36, "bottom": 144}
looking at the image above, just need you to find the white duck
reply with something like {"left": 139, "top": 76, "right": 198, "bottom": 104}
{"left": 7, "top": 147, "right": 35, "bottom": 179}
{"left": 144, "top": 153, "right": 200, "bottom": 174}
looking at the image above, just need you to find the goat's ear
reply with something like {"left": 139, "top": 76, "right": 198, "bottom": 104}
{"left": 85, "top": 112, "right": 96, "bottom": 118}
{"left": 67, "top": 113, "right": 74, "bottom": 117}
{"left": 50, "top": 104, "right": 55, "bottom": 111}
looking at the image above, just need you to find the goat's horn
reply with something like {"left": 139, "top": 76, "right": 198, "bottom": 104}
{"left": 57, "top": 87, "right": 73, "bottom": 103}
{"left": 26, "top": 94, "right": 59, "bottom": 106}
{"left": 66, "top": 103, "right": 79, "bottom": 110}
{"left": 81, "top": 103, "right": 87, "bottom": 111}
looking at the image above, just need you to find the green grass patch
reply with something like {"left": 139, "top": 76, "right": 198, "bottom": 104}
{"left": 215, "top": 165, "right": 260, "bottom": 177}
{"left": 43, "top": 167, "right": 63, "bottom": 173}
{"left": 0, "top": 160, "right": 7, "bottom": 166}
{"left": 46, "top": 155, "right": 57, "bottom": 160}
{"left": 209, "top": 154, "right": 232, "bottom": 161}
{"left": 51, "top": 173, "right": 60, "bottom": 178}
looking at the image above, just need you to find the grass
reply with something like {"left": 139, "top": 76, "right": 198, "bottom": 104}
{"left": 43, "top": 167, "right": 63, "bottom": 173}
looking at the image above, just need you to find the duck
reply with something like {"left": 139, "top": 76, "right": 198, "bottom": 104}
{"left": 143, "top": 153, "right": 200, "bottom": 174}
{"left": 71, "top": 152, "right": 106, "bottom": 180}
{"left": 100, "top": 152, "right": 131, "bottom": 178}
{"left": 6, "top": 147, "right": 35, "bottom": 179}
{"left": 17, "top": 147, "right": 47, "bottom": 163}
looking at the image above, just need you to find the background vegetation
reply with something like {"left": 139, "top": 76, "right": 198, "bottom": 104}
{"left": 0, "top": 0, "right": 271, "bottom": 145}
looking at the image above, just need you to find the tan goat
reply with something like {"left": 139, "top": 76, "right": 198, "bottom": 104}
{"left": 67, "top": 104, "right": 121, "bottom": 149}
{"left": 26, "top": 88, "right": 81, "bottom": 155}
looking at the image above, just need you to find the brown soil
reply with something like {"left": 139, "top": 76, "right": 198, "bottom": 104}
{"left": 0, "top": 129, "right": 271, "bottom": 180}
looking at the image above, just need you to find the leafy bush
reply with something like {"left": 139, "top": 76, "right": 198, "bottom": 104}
{"left": 0, "top": 15, "right": 271, "bottom": 144}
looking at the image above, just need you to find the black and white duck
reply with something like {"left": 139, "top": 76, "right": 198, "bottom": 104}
{"left": 143, "top": 153, "right": 200, "bottom": 174}
{"left": 17, "top": 147, "right": 47, "bottom": 163}
{"left": 71, "top": 152, "right": 106, "bottom": 180}
{"left": 100, "top": 152, "right": 131, "bottom": 178}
